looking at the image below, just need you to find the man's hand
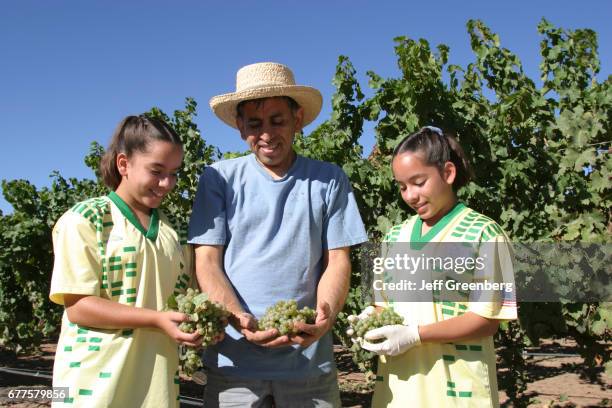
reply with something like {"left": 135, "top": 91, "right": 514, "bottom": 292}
{"left": 228, "top": 311, "right": 257, "bottom": 332}
{"left": 361, "top": 324, "right": 421, "bottom": 356}
{"left": 242, "top": 327, "right": 293, "bottom": 348}
{"left": 290, "top": 302, "right": 334, "bottom": 348}
{"left": 230, "top": 311, "right": 292, "bottom": 348}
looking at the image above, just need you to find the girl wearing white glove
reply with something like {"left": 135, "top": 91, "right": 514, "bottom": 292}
{"left": 357, "top": 126, "right": 517, "bottom": 407}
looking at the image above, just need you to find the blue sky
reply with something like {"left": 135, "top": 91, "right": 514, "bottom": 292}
{"left": 1, "top": 1, "right": 610, "bottom": 214}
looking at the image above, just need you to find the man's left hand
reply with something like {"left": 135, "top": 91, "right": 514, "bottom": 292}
{"left": 290, "top": 302, "right": 334, "bottom": 348}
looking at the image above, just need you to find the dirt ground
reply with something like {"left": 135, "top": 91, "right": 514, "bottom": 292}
{"left": 0, "top": 341, "right": 610, "bottom": 407}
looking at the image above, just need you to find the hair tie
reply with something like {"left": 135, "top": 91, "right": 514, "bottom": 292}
{"left": 424, "top": 125, "right": 443, "bottom": 136}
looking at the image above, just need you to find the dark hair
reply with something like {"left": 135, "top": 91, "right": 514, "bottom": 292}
{"left": 392, "top": 126, "right": 473, "bottom": 190}
{"left": 100, "top": 115, "right": 182, "bottom": 190}
{"left": 236, "top": 96, "right": 300, "bottom": 118}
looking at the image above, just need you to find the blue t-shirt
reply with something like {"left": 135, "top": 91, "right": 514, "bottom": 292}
{"left": 188, "top": 153, "right": 368, "bottom": 379}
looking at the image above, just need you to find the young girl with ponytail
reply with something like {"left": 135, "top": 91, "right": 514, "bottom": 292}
{"left": 50, "top": 115, "right": 200, "bottom": 407}
{"left": 352, "top": 126, "right": 517, "bottom": 407}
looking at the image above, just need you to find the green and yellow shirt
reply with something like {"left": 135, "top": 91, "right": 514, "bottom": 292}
{"left": 373, "top": 203, "right": 517, "bottom": 408}
{"left": 50, "top": 192, "right": 192, "bottom": 407}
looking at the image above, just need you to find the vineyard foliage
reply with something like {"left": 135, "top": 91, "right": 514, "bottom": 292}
{"left": 0, "top": 18, "right": 610, "bottom": 393}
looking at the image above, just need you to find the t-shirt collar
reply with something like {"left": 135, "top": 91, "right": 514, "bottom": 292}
{"left": 108, "top": 191, "right": 159, "bottom": 241}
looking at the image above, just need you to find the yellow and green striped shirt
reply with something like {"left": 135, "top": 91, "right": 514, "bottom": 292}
{"left": 50, "top": 193, "right": 192, "bottom": 407}
{"left": 373, "top": 203, "right": 517, "bottom": 408}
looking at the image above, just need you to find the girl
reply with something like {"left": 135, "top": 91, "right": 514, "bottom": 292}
{"left": 353, "top": 126, "right": 516, "bottom": 407}
{"left": 50, "top": 115, "right": 200, "bottom": 407}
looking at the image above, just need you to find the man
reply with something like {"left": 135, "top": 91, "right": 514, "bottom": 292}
{"left": 188, "top": 62, "right": 368, "bottom": 407}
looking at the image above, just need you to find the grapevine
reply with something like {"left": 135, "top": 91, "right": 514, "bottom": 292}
{"left": 258, "top": 300, "right": 316, "bottom": 335}
{"left": 166, "top": 288, "right": 230, "bottom": 376}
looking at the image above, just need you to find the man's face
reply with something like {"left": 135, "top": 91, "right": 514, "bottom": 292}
{"left": 236, "top": 97, "right": 304, "bottom": 177}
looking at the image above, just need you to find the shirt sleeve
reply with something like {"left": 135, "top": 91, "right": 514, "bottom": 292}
{"left": 323, "top": 168, "right": 368, "bottom": 250}
{"left": 188, "top": 165, "right": 228, "bottom": 246}
{"left": 49, "top": 211, "right": 102, "bottom": 305}
{"left": 468, "top": 227, "right": 518, "bottom": 320}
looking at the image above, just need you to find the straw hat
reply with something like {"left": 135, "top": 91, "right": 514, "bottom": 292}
{"left": 209, "top": 62, "right": 323, "bottom": 129}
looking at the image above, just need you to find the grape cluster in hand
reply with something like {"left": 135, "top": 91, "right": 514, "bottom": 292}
{"left": 167, "top": 288, "right": 230, "bottom": 376}
{"left": 347, "top": 307, "right": 403, "bottom": 359}
{"left": 258, "top": 300, "right": 316, "bottom": 336}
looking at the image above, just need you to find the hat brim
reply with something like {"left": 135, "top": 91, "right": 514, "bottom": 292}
{"left": 209, "top": 85, "right": 323, "bottom": 129}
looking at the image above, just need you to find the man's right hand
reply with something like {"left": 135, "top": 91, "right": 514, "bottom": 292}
{"left": 231, "top": 311, "right": 293, "bottom": 348}
{"left": 229, "top": 311, "right": 258, "bottom": 332}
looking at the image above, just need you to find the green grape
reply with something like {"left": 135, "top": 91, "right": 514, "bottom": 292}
{"left": 179, "top": 347, "right": 203, "bottom": 377}
{"left": 347, "top": 307, "right": 404, "bottom": 360}
{"left": 258, "top": 300, "right": 317, "bottom": 336}
{"left": 166, "top": 289, "right": 231, "bottom": 377}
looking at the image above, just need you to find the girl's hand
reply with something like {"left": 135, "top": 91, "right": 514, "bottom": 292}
{"left": 361, "top": 324, "right": 421, "bottom": 356}
{"left": 346, "top": 305, "right": 378, "bottom": 341}
{"left": 347, "top": 305, "right": 376, "bottom": 324}
{"left": 156, "top": 311, "right": 203, "bottom": 347}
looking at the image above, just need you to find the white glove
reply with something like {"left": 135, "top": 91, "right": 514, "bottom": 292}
{"left": 346, "top": 306, "right": 376, "bottom": 339}
{"left": 347, "top": 305, "right": 375, "bottom": 324}
{"left": 361, "top": 324, "right": 421, "bottom": 356}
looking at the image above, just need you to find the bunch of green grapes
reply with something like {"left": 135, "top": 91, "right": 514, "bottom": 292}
{"left": 167, "top": 288, "right": 230, "bottom": 376}
{"left": 258, "top": 300, "right": 316, "bottom": 335}
{"left": 179, "top": 348, "right": 204, "bottom": 378}
{"left": 347, "top": 307, "right": 404, "bottom": 359}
